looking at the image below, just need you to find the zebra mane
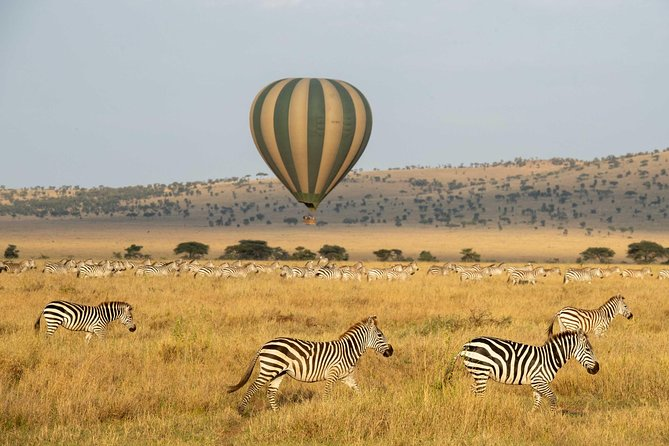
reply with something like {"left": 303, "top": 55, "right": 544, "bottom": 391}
{"left": 98, "top": 301, "right": 132, "bottom": 310}
{"left": 605, "top": 294, "right": 624, "bottom": 305}
{"left": 338, "top": 316, "right": 376, "bottom": 340}
{"left": 544, "top": 329, "right": 582, "bottom": 345}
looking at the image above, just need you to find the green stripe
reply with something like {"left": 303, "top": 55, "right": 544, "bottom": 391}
{"left": 318, "top": 79, "right": 357, "bottom": 202}
{"left": 307, "top": 79, "right": 325, "bottom": 195}
{"left": 251, "top": 80, "right": 286, "bottom": 188}
{"left": 273, "top": 78, "right": 301, "bottom": 193}
{"left": 346, "top": 84, "right": 373, "bottom": 173}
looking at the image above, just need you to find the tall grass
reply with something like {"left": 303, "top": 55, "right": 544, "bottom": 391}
{"left": 1, "top": 265, "right": 668, "bottom": 445}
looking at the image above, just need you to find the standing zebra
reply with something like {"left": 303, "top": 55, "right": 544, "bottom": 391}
{"left": 228, "top": 316, "right": 394, "bottom": 413}
{"left": 507, "top": 267, "right": 545, "bottom": 285}
{"left": 77, "top": 261, "right": 114, "bottom": 278}
{"left": 563, "top": 267, "right": 603, "bottom": 284}
{"left": 546, "top": 295, "right": 633, "bottom": 337}
{"left": 34, "top": 300, "right": 136, "bottom": 341}
{"left": 458, "top": 330, "right": 599, "bottom": 411}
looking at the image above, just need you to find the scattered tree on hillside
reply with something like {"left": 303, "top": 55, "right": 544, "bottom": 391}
{"left": 319, "top": 245, "right": 348, "bottom": 261}
{"left": 223, "top": 240, "right": 288, "bottom": 260}
{"left": 124, "top": 244, "right": 147, "bottom": 259}
{"left": 418, "top": 250, "right": 437, "bottom": 262}
{"left": 460, "top": 248, "right": 481, "bottom": 263}
{"left": 373, "top": 249, "right": 405, "bottom": 262}
{"left": 579, "top": 247, "right": 615, "bottom": 264}
{"left": 627, "top": 240, "right": 667, "bottom": 264}
{"left": 174, "top": 241, "right": 209, "bottom": 259}
{"left": 4, "top": 244, "right": 19, "bottom": 259}
{"left": 291, "top": 246, "right": 317, "bottom": 261}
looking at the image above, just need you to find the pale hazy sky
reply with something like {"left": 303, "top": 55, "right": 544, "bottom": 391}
{"left": 1, "top": 0, "right": 667, "bottom": 188}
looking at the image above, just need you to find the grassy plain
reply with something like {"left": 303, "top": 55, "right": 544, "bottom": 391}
{"left": 1, "top": 260, "right": 668, "bottom": 445}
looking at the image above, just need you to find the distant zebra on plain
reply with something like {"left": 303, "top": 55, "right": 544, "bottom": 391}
{"left": 547, "top": 295, "right": 633, "bottom": 337}
{"left": 77, "top": 261, "right": 114, "bottom": 278}
{"left": 658, "top": 269, "right": 669, "bottom": 280}
{"left": 34, "top": 300, "right": 137, "bottom": 341}
{"left": 228, "top": 316, "right": 393, "bottom": 413}
{"left": 507, "top": 267, "right": 545, "bottom": 285}
{"left": 280, "top": 265, "right": 315, "bottom": 279}
{"left": 426, "top": 264, "right": 450, "bottom": 276}
{"left": 459, "top": 271, "right": 484, "bottom": 282}
{"left": 621, "top": 267, "right": 652, "bottom": 279}
{"left": 563, "top": 267, "right": 603, "bottom": 284}
{"left": 458, "top": 330, "right": 599, "bottom": 411}
{"left": 43, "top": 262, "right": 77, "bottom": 274}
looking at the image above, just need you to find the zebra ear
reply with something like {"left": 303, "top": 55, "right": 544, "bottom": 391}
{"left": 367, "top": 315, "right": 378, "bottom": 325}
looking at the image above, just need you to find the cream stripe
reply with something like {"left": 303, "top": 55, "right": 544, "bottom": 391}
{"left": 314, "top": 79, "right": 344, "bottom": 194}
{"left": 323, "top": 81, "right": 368, "bottom": 196}
{"left": 288, "top": 79, "right": 310, "bottom": 193}
{"left": 259, "top": 79, "right": 297, "bottom": 193}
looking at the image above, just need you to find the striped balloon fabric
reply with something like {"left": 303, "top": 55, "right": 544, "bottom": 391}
{"left": 250, "top": 78, "right": 373, "bottom": 210}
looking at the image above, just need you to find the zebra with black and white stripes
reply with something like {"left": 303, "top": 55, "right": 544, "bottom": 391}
{"left": 280, "top": 265, "right": 316, "bottom": 279}
{"left": 658, "top": 269, "right": 669, "bottom": 280}
{"left": 458, "top": 330, "right": 599, "bottom": 411}
{"left": 43, "top": 262, "right": 77, "bottom": 274}
{"left": 621, "top": 267, "right": 653, "bottom": 279}
{"left": 77, "top": 261, "right": 114, "bottom": 278}
{"left": 563, "top": 267, "right": 603, "bottom": 284}
{"left": 507, "top": 267, "right": 545, "bottom": 285}
{"left": 228, "top": 316, "right": 394, "bottom": 413}
{"left": 34, "top": 300, "right": 137, "bottom": 341}
{"left": 547, "top": 295, "right": 633, "bottom": 337}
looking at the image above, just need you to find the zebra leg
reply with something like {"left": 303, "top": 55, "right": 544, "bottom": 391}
{"left": 341, "top": 374, "right": 360, "bottom": 392}
{"left": 531, "top": 381, "right": 557, "bottom": 412}
{"left": 468, "top": 368, "right": 490, "bottom": 397}
{"left": 238, "top": 373, "right": 273, "bottom": 413}
{"left": 266, "top": 373, "right": 286, "bottom": 411}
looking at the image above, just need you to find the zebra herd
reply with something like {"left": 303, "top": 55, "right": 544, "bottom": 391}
{"left": 31, "top": 287, "right": 634, "bottom": 413}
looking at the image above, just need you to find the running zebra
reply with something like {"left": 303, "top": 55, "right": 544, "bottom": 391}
{"left": 621, "top": 267, "right": 653, "bottom": 279}
{"left": 563, "top": 267, "right": 602, "bottom": 284}
{"left": 228, "top": 316, "right": 394, "bottom": 413}
{"left": 547, "top": 295, "right": 633, "bottom": 337}
{"left": 458, "top": 330, "right": 599, "bottom": 411}
{"left": 43, "top": 262, "right": 77, "bottom": 274}
{"left": 507, "top": 267, "right": 545, "bottom": 285}
{"left": 658, "top": 269, "right": 669, "bottom": 280}
{"left": 34, "top": 300, "right": 137, "bottom": 341}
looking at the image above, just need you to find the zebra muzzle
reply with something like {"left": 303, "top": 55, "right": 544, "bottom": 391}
{"left": 626, "top": 314, "right": 634, "bottom": 320}
{"left": 588, "top": 362, "right": 600, "bottom": 375}
{"left": 383, "top": 345, "right": 394, "bottom": 357}
{"left": 129, "top": 326, "right": 137, "bottom": 332}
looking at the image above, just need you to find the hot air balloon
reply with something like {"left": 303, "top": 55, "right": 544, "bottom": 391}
{"left": 249, "top": 78, "right": 372, "bottom": 220}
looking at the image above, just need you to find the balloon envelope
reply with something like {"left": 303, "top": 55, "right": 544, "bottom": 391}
{"left": 249, "top": 78, "right": 372, "bottom": 210}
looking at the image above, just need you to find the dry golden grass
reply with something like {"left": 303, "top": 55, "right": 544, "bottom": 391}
{"left": 1, "top": 262, "right": 669, "bottom": 445}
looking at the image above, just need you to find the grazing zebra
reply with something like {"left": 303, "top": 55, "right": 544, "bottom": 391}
{"left": 77, "top": 261, "right": 114, "bottom": 278}
{"left": 228, "top": 316, "right": 393, "bottom": 413}
{"left": 458, "top": 330, "right": 599, "bottom": 411}
{"left": 34, "top": 300, "right": 137, "bottom": 341}
{"left": 507, "top": 267, "right": 545, "bottom": 285}
{"left": 547, "top": 295, "right": 633, "bottom": 337}
{"left": 563, "top": 267, "right": 602, "bottom": 284}
{"left": 621, "top": 267, "right": 653, "bottom": 279}
{"left": 658, "top": 269, "right": 669, "bottom": 280}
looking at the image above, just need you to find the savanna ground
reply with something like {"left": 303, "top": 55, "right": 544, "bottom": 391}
{"left": 1, "top": 257, "right": 669, "bottom": 445}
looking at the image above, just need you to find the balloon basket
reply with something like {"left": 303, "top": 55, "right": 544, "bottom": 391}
{"left": 303, "top": 215, "right": 316, "bottom": 225}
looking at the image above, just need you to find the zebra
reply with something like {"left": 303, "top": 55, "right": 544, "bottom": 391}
{"left": 193, "top": 265, "right": 224, "bottom": 278}
{"left": 220, "top": 263, "right": 258, "bottom": 279}
{"left": 459, "top": 271, "right": 484, "bottom": 282}
{"left": 43, "top": 262, "right": 77, "bottom": 274}
{"left": 658, "top": 269, "right": 669, "bottom": 280}
{"left": 77, "top": 261, "right": 114, "bottom": 278}
{"left": 507, "top": 267, "right": 545, "bottom": 285}
{"left": 135, "top": 262, "right": 179, "bottom": 277}
{"left": 0, "top": 261, "right": 7, "bottom": 273}
{"left": 458, "top": 330, "right": 599, "bottom": 412}
{"left": 563, "top": 267, "right": 603, "bottom": 284}
{"left": 546, "top": 295, "right": 633, "bottom": 337}
{"left": 1, "top": 261, "right": 30, "bottom": 274}
{"left": 227, "top": 315, "right": 393, "bottom": 413}
{"left": 34, "top": 300, "right": 137, "bottom": 341}
{"left": 543, "top": 267, "right": 562, "bottom": 277}
{"left": 255, "top": 261, "right": 280, "bottom": 274}
{"left": 316, "top": 266, "right": 343, "bottom": 280}
{"left": 621, "top": 267, "right": 653, "bottom": 279}
{"left": 601, "top": 266, "right": 621, "bottom": 278}
{"left": 426, "top": 264, "right": 450, "bottom": 276}
{"left": 481, "top": 263, "right": 506, "bottom": 277}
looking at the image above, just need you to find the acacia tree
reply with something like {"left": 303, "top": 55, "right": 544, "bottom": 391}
{"left": 579, "top": 247, "right": 615, "bottom": 264}
{"left": 174, "top": 241, "right": 209, "bottom": 259}
{"left": 4, "top": 244, "right": 19, "bottom": 259}
{"left": 460, "top": 248, "right": 481, "bottom": 262}
{"left": 223, "top": 240, "right": 288, "bottom": 260}
{"left": 627, "top": 240, "right": 667, "bottom": 264}
{"left": 319, "top": 245, "right": 348, "bottom": 261}
{"left": 373, "top": 249, "right": 404, "bottom": 262}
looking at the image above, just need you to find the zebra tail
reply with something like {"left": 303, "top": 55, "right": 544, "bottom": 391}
{"left": 34, "top": 312, "right": 42, "bottom": 333}
{"left": 227, "top": 349, "right": 261, "bottom": 393}
{"left": 442, "top": 351, "right": 462, "bottom": 383}
{"left": 546, "top": 314, "right": 557, "bottom": 338}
